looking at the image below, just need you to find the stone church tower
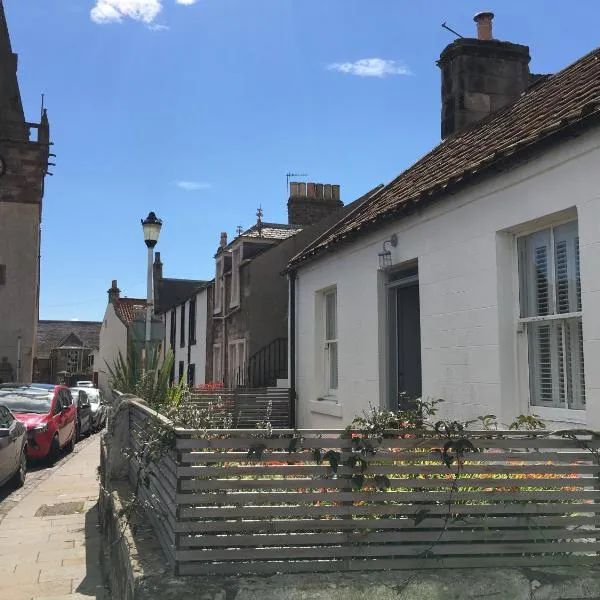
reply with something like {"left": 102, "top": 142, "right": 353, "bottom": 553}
{"left": 0, "top": 0, "right": 50, "bottom": 383}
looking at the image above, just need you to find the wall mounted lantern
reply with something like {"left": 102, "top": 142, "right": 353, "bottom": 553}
{"left": 378, "top": 233, "right": 398, "bottom": 269}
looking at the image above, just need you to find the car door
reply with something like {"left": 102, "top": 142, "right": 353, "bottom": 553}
{"left": 60, "top": 390, "right": 75, "bottom": 445}
{"left": 80, "top": 392, "right": 91, "bottom": 433}
{"left": 52, "top": 392, "right": 64, "bottom": 445}
{"left": 0, "top": 406, "right": 14, "bottom": 484}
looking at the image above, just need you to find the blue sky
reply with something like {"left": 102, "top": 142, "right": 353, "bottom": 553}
{"left": 7, "top": 0, "right": 600, "bottom": 321}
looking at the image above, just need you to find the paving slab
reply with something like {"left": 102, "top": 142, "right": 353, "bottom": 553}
{"left": 1, "top": 434, "right": 109, "bottom": 599}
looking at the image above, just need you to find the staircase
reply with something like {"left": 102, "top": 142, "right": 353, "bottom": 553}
{"left": 246, "top": 337, "right": 288, "bottom": 389}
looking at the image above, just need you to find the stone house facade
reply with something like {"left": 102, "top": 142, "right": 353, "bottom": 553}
{"left": 34, "top": 320, "right": 101, "bottom": 385}
{"left": 206, "top": 183, "right": 381, "bottom": 388}
{"left": 0, "top": 1, "right": 51, "bottom": 383}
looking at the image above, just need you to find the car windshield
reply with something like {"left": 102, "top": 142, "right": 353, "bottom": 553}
{"left": 77, "top": 388, "right": 100, "bottom": 404}
{"left": 0, "top": 390, "right": 53, "bottom": 414}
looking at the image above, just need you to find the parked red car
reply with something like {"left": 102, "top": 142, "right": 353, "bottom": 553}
{"left": 0, "top": 384, "right": 76, "bottom": 463}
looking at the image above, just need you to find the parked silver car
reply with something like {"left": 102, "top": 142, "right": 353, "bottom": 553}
{"left": 70, "top": 387, "right": 106, "bottom": 431}
{"left": 0, "top": 404, "right": 27, "bottom": 489}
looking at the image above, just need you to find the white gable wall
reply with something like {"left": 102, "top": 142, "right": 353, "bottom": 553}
{"left": 97, "top": 303, "right": 127, "bottom": 396}
{"left": 295, "top": 125, "right": 600, "bottom": 430}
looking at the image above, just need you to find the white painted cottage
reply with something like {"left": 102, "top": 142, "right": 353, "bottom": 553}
{"left": 286, "top": 15, "right": 600, "bottom": 431}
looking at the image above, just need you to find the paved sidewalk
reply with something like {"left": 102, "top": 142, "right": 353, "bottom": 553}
{"left": 1, "top": 435, "right": 109, "bottom": 600}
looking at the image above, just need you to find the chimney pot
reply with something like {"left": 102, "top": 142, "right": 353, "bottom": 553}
{"left": 474, "top": 11, "right": 494, "bottom": 40}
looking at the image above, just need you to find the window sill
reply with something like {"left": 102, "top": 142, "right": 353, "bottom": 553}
{"left": 309, "top": 398, "right": 343, "bottom": 418}
{"left": 530, "top": 406, "right": 587, "bottom": 425}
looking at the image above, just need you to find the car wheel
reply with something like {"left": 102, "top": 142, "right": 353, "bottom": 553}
{"left": 10, "top": 446, "right": 27, "bottom": 488}
{"left": 76, "top": 420, "right": 81, "bottom": 441}
{"left": 48, "top": 435, "right": 61, "bottom": 465}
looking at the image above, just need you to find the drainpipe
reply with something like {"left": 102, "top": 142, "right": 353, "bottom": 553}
{"left": 16, "top": 336, "right": 22, "bottom": 382}
{"left": 289, "top": 270, "right": 297, "bottom": 428}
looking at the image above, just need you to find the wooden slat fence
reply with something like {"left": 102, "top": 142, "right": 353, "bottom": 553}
{"left": 128, "top": 403, "right": 178, "bottom": 567}
{"left": 186, "top": 387, "right": 291, "bottom": 428}
{"left": 127, "top": 402, "right": 600, "bottom": 576}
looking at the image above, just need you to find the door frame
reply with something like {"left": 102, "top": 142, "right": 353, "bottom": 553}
{"left": 383, "top": 264, "right": 421, "bottom": 410}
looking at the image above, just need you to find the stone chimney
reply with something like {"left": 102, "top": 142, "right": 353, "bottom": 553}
{"left": 220, "top": 231, "right": 228, "bottom": 249}
{"left": 288, "top": 182, "right": 343, "bottom": 226}
{"left": 108, "top": 280, "right": 120, "bottom": 305}
{"left": 438, "top": 12, "right": 531, "bottom": 139}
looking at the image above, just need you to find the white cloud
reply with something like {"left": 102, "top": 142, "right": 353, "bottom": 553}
{"left": 90, "top": 0, "right": 162, "bottom": 24}
{"left": 148, "top": 23, "right": 169, "bottom": 31}
{"left": 175, "top": 181, "right": 211, "bottom": 191}
{"left": 327, "top": 58, "right": 411, "bottom": 78}
{"left": 176, "top": 0, "right": 198, "bottom": 4}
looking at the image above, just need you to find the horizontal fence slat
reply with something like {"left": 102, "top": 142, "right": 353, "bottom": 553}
{"left": 179, "top": 476, "right": 593, "bottom": 492}
{"left": 174, "top": 515, "right": 600, "bottom": 534}
{"left": 177, "top": 450, "right": 595, "bottom": 464}
{"left": 176, "top": 459, "right": 596, "bottom": 478}
{"left": 176, "top": 554, "right": 598, "bottom": 576}
{"left": 174, "top": 435, "right": 598, "bottom": 451}
{"left": 179, "top": 527, "right": 596, "bottom": 548}
{"left": 179, "top": 502, "right": 600, "bottom": 520}
{"left": 176, "top": 541, "right": 600, "bottom": 562}
{"left": 175, "top": 490, "right": 600, "bottom": 506}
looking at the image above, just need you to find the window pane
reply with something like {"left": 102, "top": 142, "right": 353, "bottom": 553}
{"left": 554, "top": 221, "right": 580, "bottom": 314}
{"left": 528, "top": 317, "right": 585, "bottom": 409}
{"left": 519, "top": 229, "right": 551, "bottom": 318}
{"left": 328, "top": 341, "right": 338, "bottom": 390}
{"left": 325, "top": 292, "right": 337, "bottom": 340}
{"left": 565, "top": 318, "right": 585, "bottom": 409}
{"left": 529, "top": 321, "right": 554, "bottom": 406}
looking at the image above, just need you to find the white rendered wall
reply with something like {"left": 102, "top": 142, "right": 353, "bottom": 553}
{"left": 295, "top": 126, "right": 600, "bottom": 431}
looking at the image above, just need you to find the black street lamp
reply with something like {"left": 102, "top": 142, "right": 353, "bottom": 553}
{"left": 141, "top": 212, "right": 162, "bottom": 367}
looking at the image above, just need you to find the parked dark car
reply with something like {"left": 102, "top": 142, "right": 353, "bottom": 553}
{"left": 71, "top": 387, "right": 106, "bottom": 431}
{"left": 70, "top": 389, "right": 92, "bottom": 440}
{"left": 0, "top": 404, "right": 27, "bottom": 488}
{"left": 0, "top": 383, "right": 76, "bottom": 464}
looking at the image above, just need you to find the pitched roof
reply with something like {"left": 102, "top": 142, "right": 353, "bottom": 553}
{"left": 157, "top": 278, "right": 210, "bottom": 314}
{"left": 289, "top": 46, "right": 600, "bottom": 270}
{"left": 226, "top": 222, "right": 303, "bottom": 246}
{"left": 114, "top": 298, "right": 146, "bottom": 326}
{"left": 36, "top": 321, "right": 101, "bottom": 358}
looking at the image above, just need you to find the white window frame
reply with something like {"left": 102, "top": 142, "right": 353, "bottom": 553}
{"left": 227, "top": 339, "right": 246, "bottom": 387}
{"left": 214, "top": 257, "right": 224, "bottom": 314}
{"left": 517, "top": 219, "right": 585, "bottom": 416}
{"left": 230, "top": 246, "right": 242, "bottom": 308}
{"left": 212, "top": 343, "right": 222, "bottom": 383}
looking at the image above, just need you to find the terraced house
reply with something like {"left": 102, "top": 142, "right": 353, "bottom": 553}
{"left": 287, "top": 13, "right": 600, "bottom": 430}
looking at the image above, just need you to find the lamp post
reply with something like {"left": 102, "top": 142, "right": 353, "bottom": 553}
{"left": 141, "top": 211, "right": 162, "bottom": 369}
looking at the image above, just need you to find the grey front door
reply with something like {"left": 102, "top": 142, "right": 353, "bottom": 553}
{"left": 389, "top": 272, "right": 422, "bottom": 410}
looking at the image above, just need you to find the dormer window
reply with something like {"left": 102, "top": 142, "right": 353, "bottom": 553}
{"left": 230, "top": 246, "right": 242, "bottom": 308}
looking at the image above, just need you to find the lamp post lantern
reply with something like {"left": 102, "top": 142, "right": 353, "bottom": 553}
{"left": 141, "top": 211, "right": 162, "bottom": 368}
